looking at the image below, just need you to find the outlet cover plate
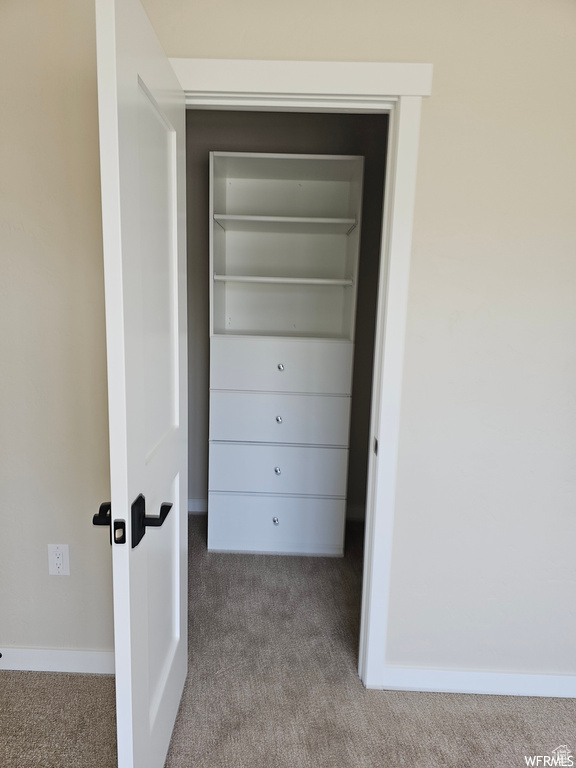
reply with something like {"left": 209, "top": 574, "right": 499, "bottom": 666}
{"left": 48, "top": 544, "right": 70, "bottom": 576}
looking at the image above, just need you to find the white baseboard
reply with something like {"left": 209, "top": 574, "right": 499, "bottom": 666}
{"left": 188, "top": 498, "right": 207, "bottom": 515}
{"left": 365, "top": 665, "right": 576, "bottom": 698}
{"left": 0, "top": 647, "right": 115, "bottom": 674}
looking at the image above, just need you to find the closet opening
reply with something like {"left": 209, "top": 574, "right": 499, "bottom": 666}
{"left": 186, "top": 109, "right": 388, "bottom": 657}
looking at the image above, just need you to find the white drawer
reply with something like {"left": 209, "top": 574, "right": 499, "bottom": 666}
{"left": 209, "top": 391, "right": 351, "bottom": 445}
{"left": 209, "top": 443, "right": 348, "bottom": 496}
{"left": 208, "top": 493, "right": 345, "bottom": 555}
{"left": 210, "top": 336, "right": 353, "bottom": 395}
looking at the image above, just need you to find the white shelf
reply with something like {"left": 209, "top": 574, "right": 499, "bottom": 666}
{"left": 213, "top": 274, "right": 354, "bottom": 287}
{"left": 214, "top": 214, "right": 357, "bottom": 234}
{"left": 211, "top": 152, "right": 365, "bottom": 182}
{"left": 212, "top": 329, "right": 352, "bottom": 339}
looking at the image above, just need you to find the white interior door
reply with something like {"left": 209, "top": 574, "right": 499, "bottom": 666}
{"left": 95, "top": 0, "right": 187, "bottom": 766}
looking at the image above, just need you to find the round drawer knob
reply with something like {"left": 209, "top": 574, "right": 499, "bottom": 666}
{"left": 274, "top": 466, "right": 281, "bottom": 475}
{"left": 277, "top": 363, "right": 285, "bottom": 372}
{"left": 275, "top": 415, "right": 282, "bottom": 424}
{"left": 272, "top": 517, "right": 279, "bottom": 526}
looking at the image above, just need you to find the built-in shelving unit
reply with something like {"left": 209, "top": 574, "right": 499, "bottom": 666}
{"left": 208, "top": 152, "right": 364, "bottom": 555}
{"left": 210, "top": 151, "right": 363, "bottom": 340}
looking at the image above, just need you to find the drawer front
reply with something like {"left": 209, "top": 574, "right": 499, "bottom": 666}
{"left": 208, "top": 494, "right": 345, "bottom": 555}
{"left": 209, "top": 443, "right": 348, "bottom": 496}
{"left": 209, "top": 392, "right": 351, "bottom": 445}
{"left": 210, "top": 336, "right": 353, "bottom": 395}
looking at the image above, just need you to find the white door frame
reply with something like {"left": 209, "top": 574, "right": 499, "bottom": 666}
{"left": 170, "top": 58, "right": 431, "bottom": 689}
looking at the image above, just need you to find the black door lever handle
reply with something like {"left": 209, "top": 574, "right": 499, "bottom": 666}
{"left": 93, "top": 502, "right": 112, "bottom": 544}
{"left": 93, "top": 502, "right": 111, "bottom": 526}
{"left": 131, "top": 495, "right": 173, "bottom": 548}
{"left": 145, "top": 503, "right": 173, "bottom": 527}
{"left": 93, "top": 502, "right": 126, "bottom": 545}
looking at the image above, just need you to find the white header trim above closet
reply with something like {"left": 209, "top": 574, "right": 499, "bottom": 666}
{"left": 170, "top": 58, "right": 432, "bottom": 110}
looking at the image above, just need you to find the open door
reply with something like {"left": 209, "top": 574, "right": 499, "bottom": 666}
{"left": 95, "top": 0, "right": 187, "bottom": 765}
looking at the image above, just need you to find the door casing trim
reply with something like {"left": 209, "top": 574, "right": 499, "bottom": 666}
{"left": 172, "top": 57, "right": 429, "bottom": 690}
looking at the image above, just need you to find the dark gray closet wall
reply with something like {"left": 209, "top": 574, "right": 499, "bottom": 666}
{"left": 186, "top": 110, "right": 388, "bottom": 520}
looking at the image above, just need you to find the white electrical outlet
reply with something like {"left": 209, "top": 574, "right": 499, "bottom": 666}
{"left": 48, "top": 544, "right": 70, "bottom": 576}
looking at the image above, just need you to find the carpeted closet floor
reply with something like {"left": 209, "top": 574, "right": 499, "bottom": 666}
{"left": 1, "top": 516, "right": 574, "bottom": 768}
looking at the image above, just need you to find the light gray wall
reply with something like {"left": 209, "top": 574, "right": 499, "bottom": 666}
{"left": 186, "top": 111, "right": 388, "bottom": 519}
{"left": 2, "top": 0, "right": 575, "bottom": 678}
{"left": 146, "top": 0, "right": 576, "bottom": 675}
{"left": 0, "top": 0, "right": 113, "bottom": 653}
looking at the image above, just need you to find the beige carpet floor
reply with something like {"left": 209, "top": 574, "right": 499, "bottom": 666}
{"left": 1, "top": 516, "right": 574, "bottom": 767}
